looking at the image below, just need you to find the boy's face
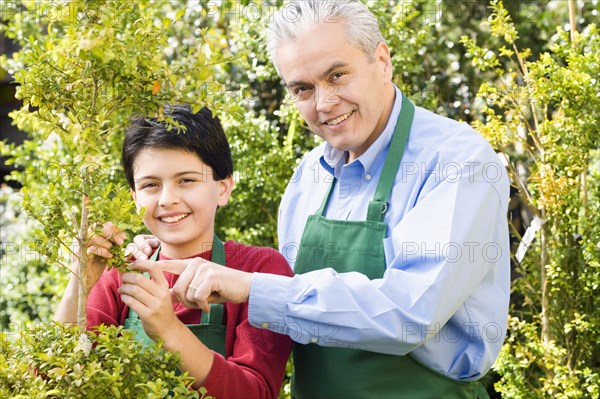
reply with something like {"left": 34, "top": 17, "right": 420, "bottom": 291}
{"left": 131, "top": 147, "right": 233, "bottom": 259}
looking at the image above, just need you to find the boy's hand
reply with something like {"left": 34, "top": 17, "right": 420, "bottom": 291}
{"left": 125, "top": 234, "right": 161, "bottom": 261}
{"left": 119, "top": 265, "right": 180, "bottom": 340}
{"left": 81, "top": 222, "right": 127, "bottom": 290}
{"left": 129, "top": 259, "right": 252, "bottom": 312}
{"left": 88, "top": 222, "right": 126, "bottom": 260}
{"left": 55, "top": 222, "right": 126, "bottom": 324}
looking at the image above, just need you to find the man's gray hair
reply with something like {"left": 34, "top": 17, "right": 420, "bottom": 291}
{"left": 266, "top": 0, "right": 385, "bottom": 77}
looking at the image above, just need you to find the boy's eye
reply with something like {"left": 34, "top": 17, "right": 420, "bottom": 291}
{"left": 180, "top": 178, "right": 196, "bottom": 184}
{"left": 140, "top": 182, "right": 158, "bottom": 189}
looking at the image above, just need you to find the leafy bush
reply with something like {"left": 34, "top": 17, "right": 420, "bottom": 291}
{"left": 0, "top": 0, "right": 228, "bottom": 329}
{"left": 0, "top": 186, "right": 67, "bottom": 328}
{"left": 0, "top": 1, "right": 225, "bottom": 397}
{"left": 462, "top": 1, "right": 600, "bottom": 397}
{"left": 0, "top": 323, "right": 206, "bottom": 398}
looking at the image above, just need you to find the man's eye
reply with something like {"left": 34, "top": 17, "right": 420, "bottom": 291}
{"left": 329, "top": 72, "right": 347, "bottom": 83}
{"left": 291, "top": 86, "right": 313, "bottom": 101}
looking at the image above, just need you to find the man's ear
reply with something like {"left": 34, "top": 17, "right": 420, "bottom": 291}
{"left": 375, "top": 41, "right": 393, "bottom": 83}
{"left": 217, "top": 175, "right": 235, "bottom": 207}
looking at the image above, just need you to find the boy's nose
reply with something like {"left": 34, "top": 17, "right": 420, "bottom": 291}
{"left": 158, "top": 187, "right": 181, "bottom": 207}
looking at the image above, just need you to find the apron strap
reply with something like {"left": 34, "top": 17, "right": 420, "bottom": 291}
{"left": 315, "top": 94, "right": 415, "bottom": 222}
{"left": 201, "top": 303, "right": 225, "bottom": 324}
{"left": 367, "top": 95, "right": 415, "bottom": 223}
{"left": 126, "top": 234, "right": 226, "bottom": 324}
{"left": 206, "top": 235, "right": 226, "bottom": 324}
{"left": 211, "top": 234, "right": 226, "bottom": 266}
{"left": 316, "top": 178, "right": 336, "bottom": 216}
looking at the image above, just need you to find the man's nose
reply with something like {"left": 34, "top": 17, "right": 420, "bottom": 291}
{"left": 315, "top": 84, "right": 340, "bottom": 113}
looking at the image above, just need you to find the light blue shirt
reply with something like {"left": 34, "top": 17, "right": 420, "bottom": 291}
{"left": 248, "top": 86, "right": 510, "bottom": 381}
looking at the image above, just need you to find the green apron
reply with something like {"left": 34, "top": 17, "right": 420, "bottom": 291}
{"left": 123, "top": 236, "right": 227, "bottom": 358}
{"left": 292, "top": 96, "right": 489, "bottom": 399}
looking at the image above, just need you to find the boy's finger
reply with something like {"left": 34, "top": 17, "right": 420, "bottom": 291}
{"left": 89, "top": 234, "right": 112, "bottom": 250}
{"left": 124, "top": 242, "right": 148, "bottom": 260}
{"left": 119, "top": 280, "right": 155, "bottom": 311}
{"left": 87, "top": 245, "right": 112, "bottom": 259}
{"left": 132, "top": 235, "right": 150, "bottom": 254}
{"left": 99, "top": 222, "right": 126, "bottom": 246}
{"left": 133, "top": 235, "right": 158, "bottom": 256}
{"left": 143, "top": 262, "right": 168, "bottom": 287}
{"left": 146, "top": 237, "right": 161, "bottom": 249}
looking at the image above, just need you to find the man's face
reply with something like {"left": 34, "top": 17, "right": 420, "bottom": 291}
{"left": 277, "top": 21, "right": 394, "bottom": 162}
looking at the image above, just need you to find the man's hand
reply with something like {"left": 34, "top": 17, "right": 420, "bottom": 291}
{"left": 129, "top": 258, "right": 253, "bottom": 312}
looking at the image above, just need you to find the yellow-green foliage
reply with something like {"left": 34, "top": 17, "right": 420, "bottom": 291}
{"left": 462, "top": 1, "right": 600, "bottom": 397}
{"left": 0, "top": 323, "right": 207, "bottom": 398}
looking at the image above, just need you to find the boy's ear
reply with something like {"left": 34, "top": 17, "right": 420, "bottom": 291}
{"left": 131, "top": 189, "right": 140, "bottom": 209}
{"left": 217, "top": 175, "right": 234, "bottom": 207}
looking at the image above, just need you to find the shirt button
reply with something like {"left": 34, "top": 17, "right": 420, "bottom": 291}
{"left": 310, "top": 337, "right": 318, "bottom": 344}
{"left": 365, "top": 174, "right": 372, "bottom": 181}
{"left": 261, "top": 322, "right": 270, "bottom": 329}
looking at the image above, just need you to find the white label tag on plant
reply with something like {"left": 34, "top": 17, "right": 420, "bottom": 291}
{"left": 516, "top": 216, "right": 546, "bottom": 263}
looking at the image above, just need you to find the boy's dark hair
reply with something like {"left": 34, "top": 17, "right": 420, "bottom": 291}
{"left": 122, "top": 105, "right": 233, "bottom": 189}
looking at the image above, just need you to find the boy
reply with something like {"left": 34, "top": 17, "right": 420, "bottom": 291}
{"left": 55, "top": 105, "right": 293, "bottom": 399}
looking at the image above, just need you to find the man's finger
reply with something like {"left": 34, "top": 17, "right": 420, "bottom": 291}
{"left": 191, "top": 282, "right": 211, "bottom": 313}
{"left": 190, "top": 264, "right": 219, "bottom": 313}
{"left": 129, "top": 259, "right": 189, "bottom": 275}
{"left": 169, "top": 288, "right": 182, "bottom": 304}
{"left": 207, "top": 292, "right": 223, "bottom": 305}
{"left": 157, "top": 259, "right": 192, "bottom": 275}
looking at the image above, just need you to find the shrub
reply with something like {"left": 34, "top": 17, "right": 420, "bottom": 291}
{"left": 0, "top": 322, "right": 209, "bottom": 398}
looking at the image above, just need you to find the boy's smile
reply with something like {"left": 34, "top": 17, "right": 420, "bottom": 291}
{"left": 157, "top": 212, "right": 191, "bottom": 224}
{"left": 131, "top": 147, "right": 233, "bottom": 259}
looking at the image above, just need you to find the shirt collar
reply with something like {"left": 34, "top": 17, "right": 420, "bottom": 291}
{"left": 320, "top": 86, "right": 404, "bottom": 179}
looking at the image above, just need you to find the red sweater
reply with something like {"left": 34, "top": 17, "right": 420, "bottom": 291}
{"left": 87, "top": 241, "right": 293, "bottom": 399}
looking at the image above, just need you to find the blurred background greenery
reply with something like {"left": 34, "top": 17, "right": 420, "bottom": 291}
{"left": 1, "top": 1, "right": 598, "bottom": 397}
